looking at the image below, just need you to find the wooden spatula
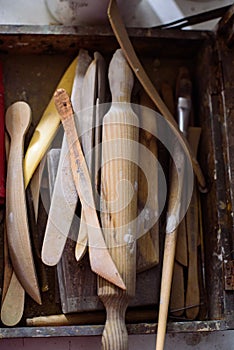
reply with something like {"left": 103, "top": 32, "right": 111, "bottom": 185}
{"left": 42, "top": 49, "right": 91, "bottom": 266}
{"left": 53, "top": 88, "right": 126, "bottom": 290}
{"left": 98, "top": 49, "right": 139, "bottom": 350}
{"left": 5, "top": 101, "right": 41, "bottom": 305}
{"left": 1, "top": 131, "right": 25, "bottom": 327}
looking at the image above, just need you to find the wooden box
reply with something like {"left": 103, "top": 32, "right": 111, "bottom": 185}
{"left": 0, "top": 10, "right": 233, "bottom": 339}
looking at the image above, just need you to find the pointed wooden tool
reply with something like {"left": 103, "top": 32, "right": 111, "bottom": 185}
{"left": 5, "top": 101, "right": 41, "bottom": 305}
{"left": 98, "top": 49, "right": 138, "bottom": 350}
{"left": 24, "top": 55, "right": 78, "bottom": 188}
{"left": 42, "top": 49, "right": 91, "bottom": 266}
{"left": 107, "top": 0, "right": 206, "bottom": 191}
{"left": 53, "top": 88, "right": 126, "bottom": 291}
{"left": 76, "top": 52, "right": 106, "bottom": 261}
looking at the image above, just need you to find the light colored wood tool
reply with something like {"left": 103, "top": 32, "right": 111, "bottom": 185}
{"left": 5, "top": 101, "right": 41, "bottom": 305}
{"left": 75, "top": 57, "right": 97, "bottom": 261}
{"left": 185, "top": 127, "right": 201, "bottom": 319}
{"left": 53, "top": 88, "right": 126, "bottom": 290}
{"left": 76, "top": 51, "right": 106, "bottom": 261}
{"left": 24, "top": 55, "right": 78, "bottom": 188}
{"left": 30, "top": 155, "right": 46, "bottom": 222}
{"left": 137, "top": 92, "right": 159, "bottom": 272}
{"left": 42, "top": 49, "right": 91, "bottom": 266}
{"left": 1, "top": 131, "right": 25, "bottom": 327}
{"left": 156, "top": 138, "right": 185, "bottom": 350}
{"left": 98, "top": 49, "right": 138, "bottom": 350}
{"left": 107, "top": 0, "right": 206, "bottom": 191}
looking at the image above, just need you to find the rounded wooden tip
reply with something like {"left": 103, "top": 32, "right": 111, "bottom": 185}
{"left": 5, "top": 101, "right": 31, "bottom": 138}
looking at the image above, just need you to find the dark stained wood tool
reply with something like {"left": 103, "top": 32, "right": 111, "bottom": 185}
{"left": 185, "top": 127, "right": 201, "bottom": 319}
{"left": 98, "top": 49, "right": 139, "bottom": 350}
{"left": 53, "top": 88, "right": 126, "bottom": 290}
{"left": 5, "top": 101, "right": 41, "bottom": 305}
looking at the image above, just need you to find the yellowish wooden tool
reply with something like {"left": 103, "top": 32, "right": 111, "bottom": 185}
{"left": 24, "top": 55, "right": 78, "bottom": 188}
{"left": 53, "top": 88, "right": 126, "bottom": 290}
{"left": 5, "top": 101, "right": 41, "bottom": 305}
{"left": 98, "top": 49, "right": 138, "bottom": 350}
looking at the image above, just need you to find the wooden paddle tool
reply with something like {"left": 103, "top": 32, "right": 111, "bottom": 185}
{"left": 1, "top": 132, "right": 25, "bottom": 327}
{"left": 5, "top": 101, "right": 41, "bottom": 305}
{"left": 42, "top": 49, "right": 91, "bottom": 266}
{"left": 98, "top": 49, "right": 139, "bottom": 350}
{"left": 53, "top": 88, "right": 126, "bottom": 290}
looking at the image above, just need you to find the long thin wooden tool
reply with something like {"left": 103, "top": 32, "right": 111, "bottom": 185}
{"left": 107, "top": 0, "right": 206, "bottom": 190}
{"left": 1, "top": 131, "right": 25, "bottom": 327}
{"left": 5, "top": 101, "right": 41, "bottom": 305}
{"left": 75, "top": 57, "right": 97, "bottom": 261}
{"left": 42, "top": 50, "right": 91, "bottom": 266}
{"left": 53, "top": 88, "right": 126, "bottom": 290}
{"left": 24, "top": 55, "right": 78, "bottom": 188}
{"left": 98, "top": 49, "right": 138, "bottom": 350}
{"left": 76, "top": 52, "right": 106, "bottom": 261}
{"left": 185, "top": 127, "right": 201, "bottom": 319}
{"left": 156, "top": 138, "right": 185, "bottom": 350}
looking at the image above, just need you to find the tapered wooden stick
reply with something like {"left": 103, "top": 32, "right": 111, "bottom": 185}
{"left": 98, "top": 49, "right": 138, "bottom": 350}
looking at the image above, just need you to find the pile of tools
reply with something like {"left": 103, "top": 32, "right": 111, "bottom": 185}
{"left": 0, "top": 2, "right": 207, "bottom": 350}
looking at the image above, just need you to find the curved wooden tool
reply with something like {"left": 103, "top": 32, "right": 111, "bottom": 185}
{"left": 98, "top": 49, "right": 138, "bottom": 350}
{"left": 156, "top": 141, "right": 185, "bottom": 350}
{"left": 42, "top": 49, "right": 91, "bottom": 266}
{"left": 5, "top": 101, "right": 41, "bottom": 305}
{"left": 1, "top": 132, "right": 25, "bottom": 326}
{"left": 24, "top": 55, "right": 78, "bottom": 188}
{"left": 107, "top": 0, "right": 206, "bottom": 191}
{"left": 53, "top": 88, "right": 126, "bottom": 290}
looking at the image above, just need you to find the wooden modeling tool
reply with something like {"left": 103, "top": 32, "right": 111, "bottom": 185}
{"left": 5, "top": 101, "right": 41, "bottom": 305}
{"left": 1, "top": 132, "right": 25, "bottom": 327}
{"left": 24, "top": 55, "right": 78, "bottom": 188}
{"left": 76, "top": 51, "right": 106, "bottom": 261}
{"left": 107, "top": 0, "right": 206, "bottom": 190}
{"left": 53, "top": 88, "right": 126, "bottom": 290}
{"left": 98, "top": 49, "right": 138, "bottom": 350}
{"left": 42, "top": 49, "right": 91, "bottom": 266}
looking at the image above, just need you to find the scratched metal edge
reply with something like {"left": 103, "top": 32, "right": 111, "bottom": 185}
{"left": 0, "top": 320, "right": 233, "bottom": 339}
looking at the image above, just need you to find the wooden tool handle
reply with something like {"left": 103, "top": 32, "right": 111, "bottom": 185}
{"left": 5, "top": 101, "right": 41, "bottom": 305}
{"left": 54, "top": 89, "right": 126, "bottom": 290}
{"left": 98, "top": 49, "right": 138, "bottom": 350}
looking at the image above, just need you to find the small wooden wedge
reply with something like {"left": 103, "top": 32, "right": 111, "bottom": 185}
{"left": 5, "top": 101, "right": 41, "bottom": 305}
{"left": 53, "top": 88, "right": 126, "bottom": 290}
